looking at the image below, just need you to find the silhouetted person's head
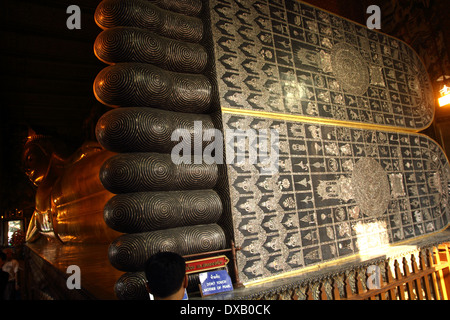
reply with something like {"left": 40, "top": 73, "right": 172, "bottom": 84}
{"left": 144, "top": 252, "right": 188, "bottom": 300}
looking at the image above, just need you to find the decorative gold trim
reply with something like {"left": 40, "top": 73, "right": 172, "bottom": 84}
{"left": 221, "top": 107, "right": 425, "bottom": 134}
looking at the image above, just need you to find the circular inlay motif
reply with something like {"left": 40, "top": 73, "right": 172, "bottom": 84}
{"left": 331, "top": 42, "right": 370, "bottom": 96}
{"left": 351, "top": 157, "right": 390, "bottom": 217}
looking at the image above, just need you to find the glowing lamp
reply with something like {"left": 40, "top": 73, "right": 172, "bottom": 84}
{"left": 438, "top": 85, "right": 450, "bottom": 107}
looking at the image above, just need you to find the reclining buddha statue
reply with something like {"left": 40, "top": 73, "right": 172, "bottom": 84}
{"left": 23, "top": 130, "right": 120, "bottom": 244}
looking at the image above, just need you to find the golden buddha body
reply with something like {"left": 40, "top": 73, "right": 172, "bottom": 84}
{"left": 23, "top": 133, "right": 121, "bottom": 244}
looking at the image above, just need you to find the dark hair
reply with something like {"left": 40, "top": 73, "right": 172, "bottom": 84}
{"left": 144, "top": 252, "right": 186, "bottom": 298}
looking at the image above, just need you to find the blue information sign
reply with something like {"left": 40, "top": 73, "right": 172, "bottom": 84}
{"left": 199, "top": 269, "right": 233, "bottom": 296}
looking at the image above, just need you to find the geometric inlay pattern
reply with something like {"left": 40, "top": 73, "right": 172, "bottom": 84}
{"left": 223, "top": 113, "right": 450, "bottom": 283}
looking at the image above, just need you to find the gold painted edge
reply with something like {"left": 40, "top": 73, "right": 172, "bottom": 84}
{"left": 221, "top": 107, "right": 424, "bottom": 134}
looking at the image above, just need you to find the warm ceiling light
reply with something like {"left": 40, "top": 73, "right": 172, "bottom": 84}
{"left": 438, "top": 85, "right": 450, "bottom": 107}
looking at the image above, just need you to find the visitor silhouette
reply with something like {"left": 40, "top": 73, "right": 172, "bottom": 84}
{"left": 145, "top": 252, "right": 188, "bottom": 300}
